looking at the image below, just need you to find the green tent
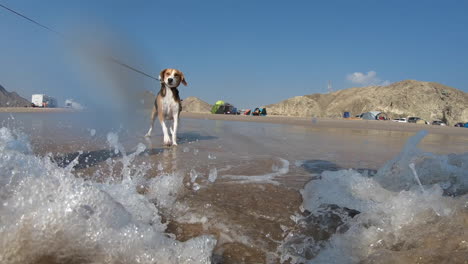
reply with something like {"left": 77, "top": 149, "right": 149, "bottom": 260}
{"left": 211, "top": 100, "right": 225, "bottom": 114}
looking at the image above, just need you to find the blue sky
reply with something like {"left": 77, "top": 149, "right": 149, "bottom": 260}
{"left": 0, "top": 0, "right": 467, "bottom": 109}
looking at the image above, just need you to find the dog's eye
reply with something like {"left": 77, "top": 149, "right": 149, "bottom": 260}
{"left": 174, "top": 74, "right": 179, "bottom": 77}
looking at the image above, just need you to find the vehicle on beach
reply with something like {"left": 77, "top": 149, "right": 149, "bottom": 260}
{"left": 431, "top": 120, "right": 447, "bottom": 126}
{"left": 407, "top": 117, "right": 421, "bottom": 123}
{"left": 392, "top": 118, "right": 407, "bottom": 123}
{"left": 31, "top": 94, "right": 57, "bottom": 108}
{"left": 454, "top": 122, "right": 468, "bottom": 127}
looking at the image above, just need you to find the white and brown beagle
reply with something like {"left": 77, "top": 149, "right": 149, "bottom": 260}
{"left": 145, "top": 68, "right": 187, "bottom": 146}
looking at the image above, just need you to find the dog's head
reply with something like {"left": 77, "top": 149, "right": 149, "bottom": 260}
{"left": 159, "top": 68, "right": 187, "bottom": 88}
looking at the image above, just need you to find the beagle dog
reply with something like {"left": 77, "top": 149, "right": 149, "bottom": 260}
{"left": 145, "top": 68, "right": 187, "bottom": 146}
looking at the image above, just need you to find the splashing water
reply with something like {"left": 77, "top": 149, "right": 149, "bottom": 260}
{"left": 409, "top": 163, "right": 425, "bottom": 193}
{"left": 208, "top": 168, "right": 218, "bottom": 183}
{"left": 280, "top": 130, "right": 468, "bottom": 263}
{"left": 0, "top": 127, "right": 216, "bottom": 264}
{"left": 1, "top": 123, "right": 467, "bottom": 263}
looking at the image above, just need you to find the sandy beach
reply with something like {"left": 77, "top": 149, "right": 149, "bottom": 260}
{"left": 2, "top": 107, "right": 466, "bottom": 136}
{"left": 181, "top": 112, "right": 468, "bottom": 136}
{"left": 0, "top": 110, "right": 467, "bottom": 263}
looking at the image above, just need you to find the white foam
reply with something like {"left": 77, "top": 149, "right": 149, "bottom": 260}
{"left": 223, "top": 157, "right": 289, "bottom": 184}
{"left": 284, "top": 130, "right": 468, "bottom": 263}
{"left": 0, "top": 127, "right": 216, "bottom": 264}
{"left": 304, "top": 175, "right": 463, "bottom": 263}
{"left": 301, "top": 169, "right": 392, "bottom": 213}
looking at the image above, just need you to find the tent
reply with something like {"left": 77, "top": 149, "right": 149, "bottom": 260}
{"left": 416, "top": 119, "right": 428, "bottom": 125}
{"left": 252, "top": 108, "right": 260, "bottom": 116}
{"left": 211, "top": 100, "right": 225, "bottom": 114}
{"left": 251, "top": 107, "right": 267, "bottom": 116}
{"left": 361, "top": 111, "right": 381, "bottom": 120}
{"left": 211, "top": 100, "right": 237, "bottom": 114}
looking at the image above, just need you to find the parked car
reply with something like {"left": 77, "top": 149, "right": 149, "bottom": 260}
{"left": 407, "top": 117, "right": 421, "bottom": 123}
{"left": 454, "top": 122, "right": 467, "bottom": 127}
{"left": 392, "top": 118, "right": 407, "bottom": 123}
{"left": 431, "top": 120, "right": 446, "bottom": 126}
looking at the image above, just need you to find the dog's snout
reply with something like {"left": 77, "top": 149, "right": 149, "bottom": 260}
{"left": 168, "top": 78, "right": 173, "bottom": 83}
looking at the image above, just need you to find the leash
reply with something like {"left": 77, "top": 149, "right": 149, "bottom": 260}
{"left": 0, "top": 3, "right": 159, "bottom": 81}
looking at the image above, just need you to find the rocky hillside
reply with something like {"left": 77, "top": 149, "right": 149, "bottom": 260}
{"left": 0, "top": 84, "right": 30, "bottom": 107}
{"left": 181, "top": 97, "right": 212, "bottom": 113}
{"left": 266, "top": 80, "right": 468, "bottom": 125}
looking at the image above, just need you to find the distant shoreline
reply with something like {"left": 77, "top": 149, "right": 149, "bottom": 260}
{"left": 0, "top": 107, "right": 76, "bottom": 113}
{"left": 1, "top": 108, "right": 466, "bottom": 136}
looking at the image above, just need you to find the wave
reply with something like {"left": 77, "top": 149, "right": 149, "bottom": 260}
{"left": 0, "top": 127, "right": 215, "bottom": 264}
{"left": 281, "top": 131, "right": 468, "bottom": 263}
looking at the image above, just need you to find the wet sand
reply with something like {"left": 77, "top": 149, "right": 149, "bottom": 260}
{"left": 2, "top": 107, "right": 467, "bottom": 136}
{"left": 2, "top": 106, "right": 466, "bottom": 136}
{"left": 1, "top": 111, "right": 467, "bottom": 263}
{"left": 181, "top": 112, "right": 468, "bottom": 136}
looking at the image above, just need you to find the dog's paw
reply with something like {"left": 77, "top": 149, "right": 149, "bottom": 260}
{"left": 144, "top": 133, "right": 151, "bottom": 138}
{"left": 172, "top": 142, "right": 178, "bottom": 146}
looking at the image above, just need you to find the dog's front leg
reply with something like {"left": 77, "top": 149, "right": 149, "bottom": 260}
{"left": 171, "top": 113, "right": 179, "bottom": 146}
{"left": 159, "top": 119, "right": 172, "bottom": 146}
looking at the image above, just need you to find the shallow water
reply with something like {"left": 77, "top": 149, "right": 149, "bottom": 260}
{"left": 0, "top": 112, "right": 467, "bottom": 263}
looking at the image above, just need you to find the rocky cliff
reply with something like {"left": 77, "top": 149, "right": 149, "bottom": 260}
{"left": 266, "top": 80, "right": 468, "bottom": 125}
{"left": 0, "top": 84, "right": 30, "bottom": 107}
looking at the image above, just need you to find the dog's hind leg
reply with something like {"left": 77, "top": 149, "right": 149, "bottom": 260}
{"left": 145, "top": 106, "right": 157, "bottom": 137}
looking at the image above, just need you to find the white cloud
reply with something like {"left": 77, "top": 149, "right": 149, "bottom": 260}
{"left": 346, "top": 71, "right": 390, "bottom": 86}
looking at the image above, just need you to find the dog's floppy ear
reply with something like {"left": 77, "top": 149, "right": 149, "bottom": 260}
{"left": 159, "top": 69, "right": 167, "bottom": 82}
{"left": 181, "top": 72, "right": 188, "bottom": 86}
